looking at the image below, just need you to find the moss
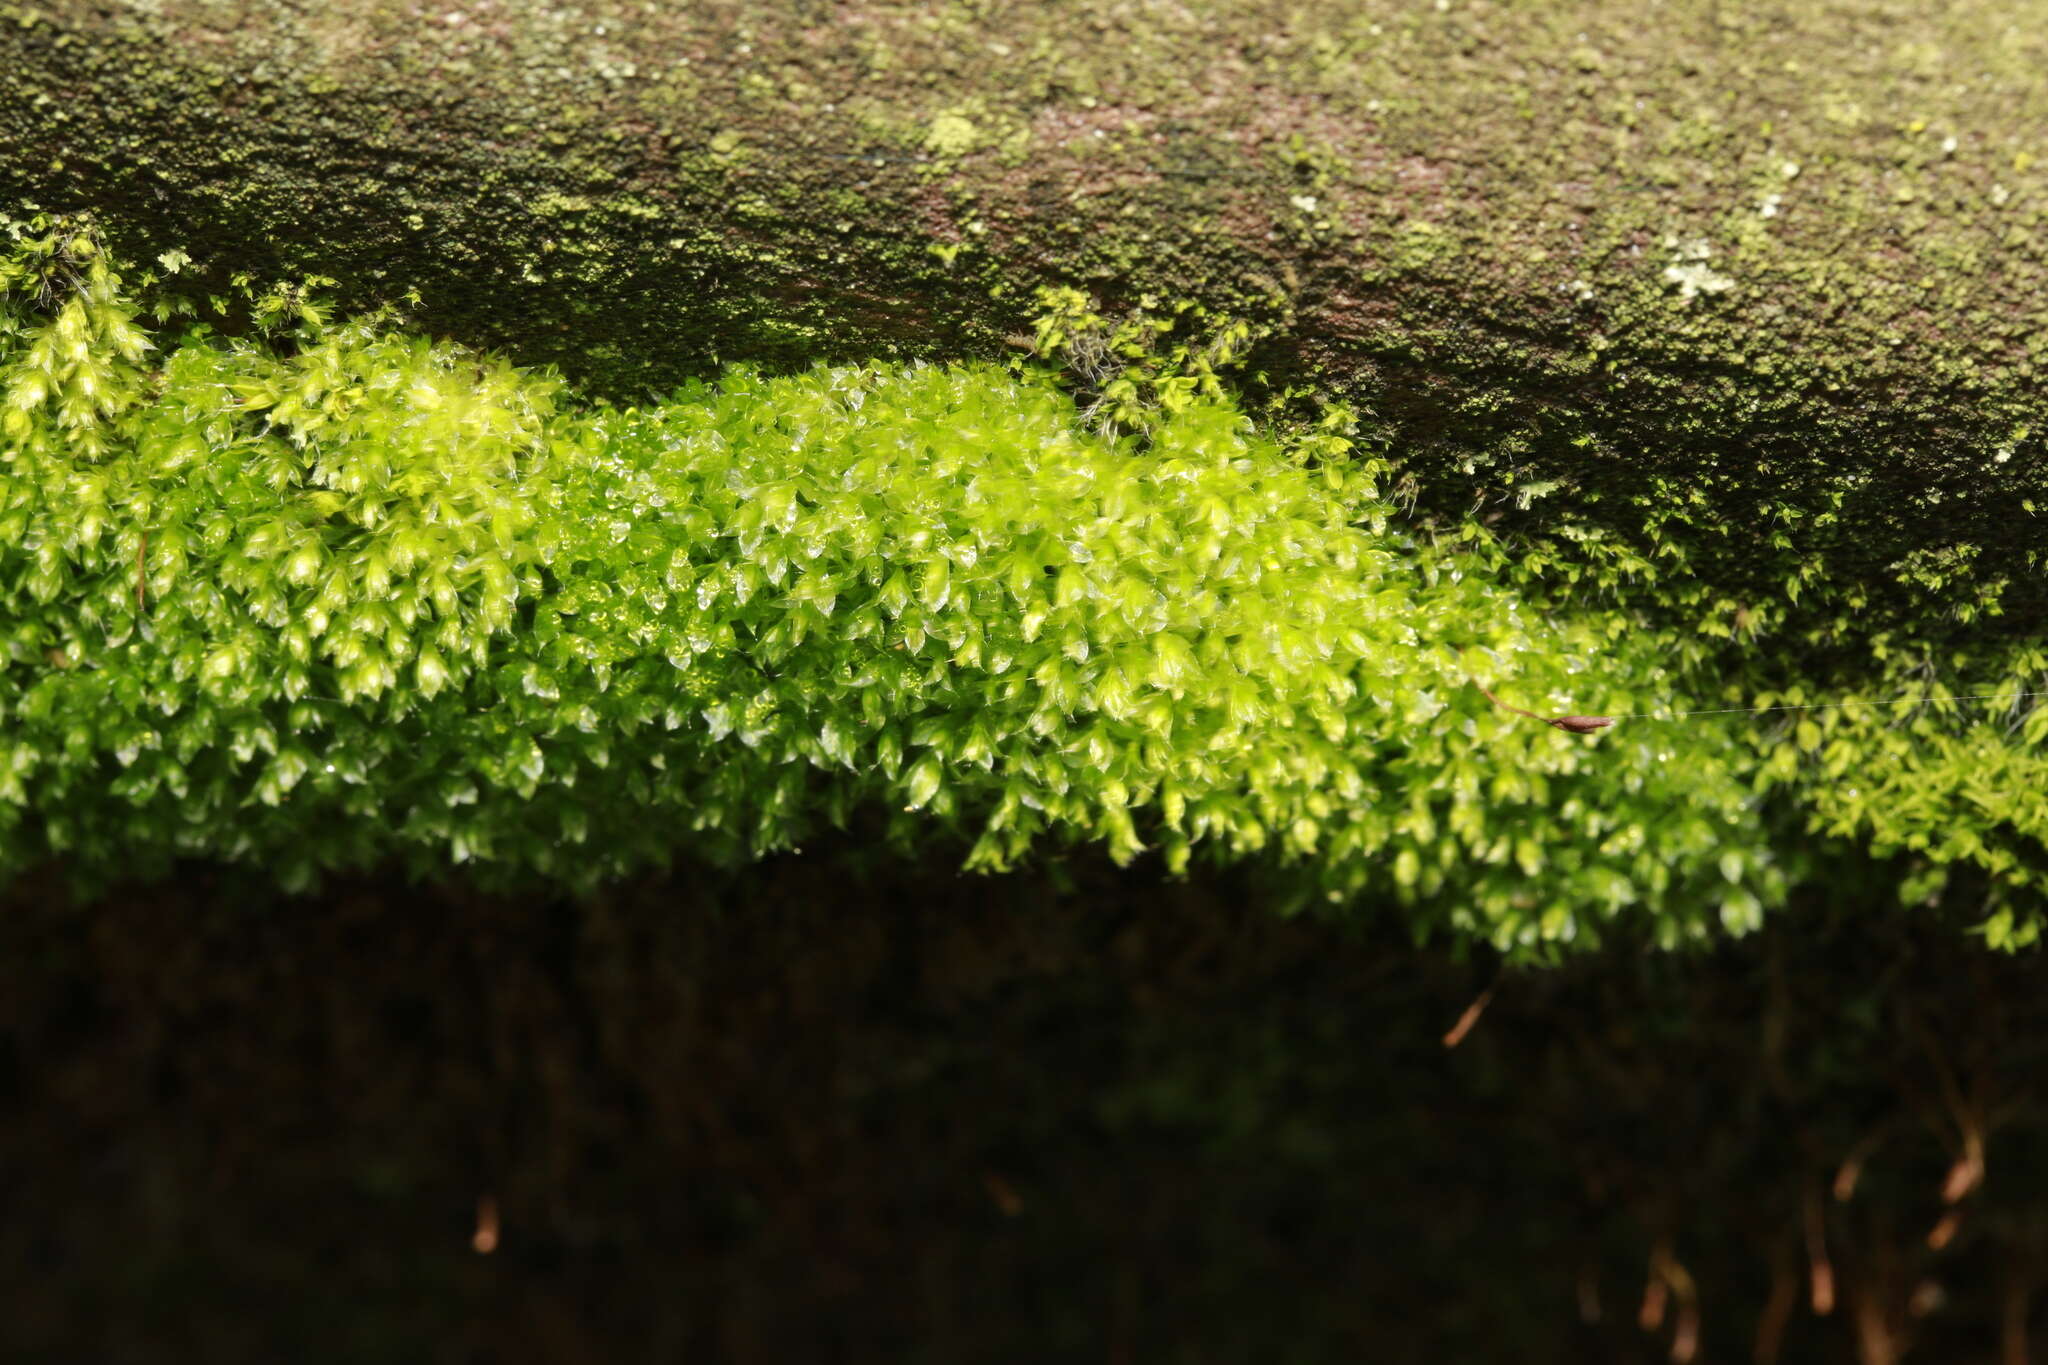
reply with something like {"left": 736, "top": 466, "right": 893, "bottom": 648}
{"left": 3, "top": 0, "right": 2046, "bottom": 650}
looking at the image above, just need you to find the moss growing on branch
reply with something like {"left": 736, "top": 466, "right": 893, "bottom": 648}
{"left": 7, "top": 0, "right": 2047, "bottom": 649}
{"left": 0, "top": 216, "right": 1784, "bottom": 956}
{"left": 5, "top": 216, "right": 2048, "bottom": 951}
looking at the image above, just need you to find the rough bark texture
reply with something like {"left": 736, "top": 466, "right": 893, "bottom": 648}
{"left": 5, "top": 0, "right": 2047, "bottom": 635}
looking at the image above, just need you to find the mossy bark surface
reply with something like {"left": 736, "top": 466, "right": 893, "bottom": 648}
{"left": 6, "top": 0, "right": 2047, "bottom": 635}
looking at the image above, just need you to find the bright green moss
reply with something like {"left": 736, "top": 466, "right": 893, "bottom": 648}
{"left": 4, "top": 216, "right": 2046, "bottom": 956}
{"left": 0, "top": 217, "right": 1795, "bottom": 958}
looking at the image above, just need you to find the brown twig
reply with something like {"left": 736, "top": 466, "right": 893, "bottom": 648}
{"left": 1940, "top": 1134, "right": 1985, "bottom": 1206}
{"left": 1472, "top": 679, "right": 1614, "bottom": 734}
{"left": 1442, "top": 984, "right": 1496, "bottom": 1049}
{"left": 1640, "top": 1274, "right": 1670, "bottom": 1333}
{"left": 1805, "top": 1182, "right": 1836, "bottom": 1315}
{"left": 471, "top": 1194, "right": 499, "bottom": 1254}
{"left": 1640, "top": 1238, "right": 1701, "bottom": 1363}
{"left": 1835, "top": 1127, "right": 1888, "bottom": 1203}
{"left": 1673, "top": 1298, "right": 1701, "bottom": 1365}
{"left": 1755, "top": 1240, "right": 1799, "bottom": 1364}
{"left": 2002, "top": 1270, "right": 2033, "bottom": 1365}
{"left": 1909, "top": 1011, "right": 1988, "bottom": 1205}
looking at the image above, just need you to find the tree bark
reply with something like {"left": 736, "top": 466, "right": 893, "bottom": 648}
{"left": 5, "top": 0, "right": 2047, "bottom": 633}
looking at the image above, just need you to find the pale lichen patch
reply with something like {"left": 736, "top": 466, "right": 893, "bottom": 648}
{"left": 924, "top": 111, "right": 979, "bottom": 158}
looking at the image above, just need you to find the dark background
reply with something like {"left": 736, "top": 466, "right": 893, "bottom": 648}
{"left": 5, "top": 849, "right": 2043, "bottom": 1363}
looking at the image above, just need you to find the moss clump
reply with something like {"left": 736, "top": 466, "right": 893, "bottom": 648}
{"left": 1, "top": 218, "right": 1788, "bottom": 957}
{"left": 8, "top": 217, "right": 2048, "bottom": 950}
